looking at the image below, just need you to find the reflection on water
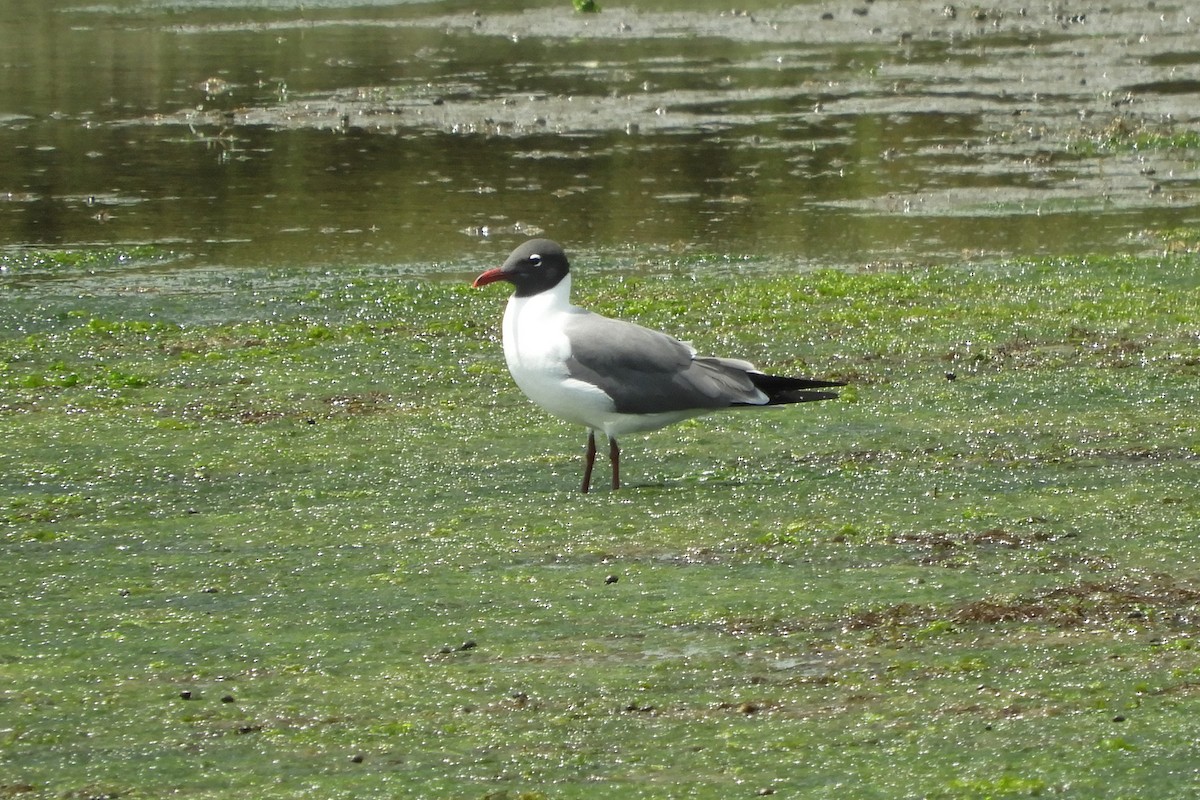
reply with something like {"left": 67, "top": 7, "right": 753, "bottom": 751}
{"left": 1, "top": 0, "right": 1198, "bottom": 271}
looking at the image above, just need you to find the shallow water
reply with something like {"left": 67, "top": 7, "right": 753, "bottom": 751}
{"left": 1, "top": 0, "right": 1198, "bottom": 273}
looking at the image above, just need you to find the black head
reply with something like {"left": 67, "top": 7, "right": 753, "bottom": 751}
{"left": 472, "top": 239, "right": 571, "bottom": 297}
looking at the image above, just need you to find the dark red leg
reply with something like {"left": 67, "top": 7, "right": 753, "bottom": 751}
{"left": 609, "top": 437, "right": 620, "bottom": 491}
{"left": 581, "top": 430, "right": 597, "bottom": 493}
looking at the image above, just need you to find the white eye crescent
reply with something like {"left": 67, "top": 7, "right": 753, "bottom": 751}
{"left": 528, "top": 253, "right": 542, "bottom": 266}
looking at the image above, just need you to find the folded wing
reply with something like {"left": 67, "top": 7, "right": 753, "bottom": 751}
{"left": 563, "top": 310, "right": 840, "bottom": 415}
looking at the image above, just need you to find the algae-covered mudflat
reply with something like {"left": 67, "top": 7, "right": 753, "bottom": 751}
{"left": 3, "top": 244, "right": 1199, "bottom": 798}
{"left": 4, "top": 0, "right": 1200, "bottom": 796}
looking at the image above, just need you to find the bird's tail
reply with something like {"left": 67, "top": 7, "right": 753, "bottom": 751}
{"left": 748, "top": 372, "right": 844, "bottom": 405}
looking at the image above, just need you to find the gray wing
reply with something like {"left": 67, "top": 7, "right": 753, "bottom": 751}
{"left": 562, "top": 309, "right": 766, "bottom": 414}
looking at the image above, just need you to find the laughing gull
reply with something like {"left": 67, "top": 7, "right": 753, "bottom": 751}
{"left": 472, "top": 239, "right": 844, "bottom": 492}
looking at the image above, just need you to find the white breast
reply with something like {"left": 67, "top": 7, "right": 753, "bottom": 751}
{"left": 501, "top": 278, "right": 617, "bottom": 430}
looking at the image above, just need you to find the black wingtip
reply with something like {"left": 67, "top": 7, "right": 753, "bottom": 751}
{"left": 744, "top": 372, "right": 844, "bottom": 405}
{"left": 767, "top": 389, "right": 842, "bottom": 405}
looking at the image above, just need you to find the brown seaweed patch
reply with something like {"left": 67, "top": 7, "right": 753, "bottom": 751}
{"left": 321, "top": 392, "right": 397, "bottom": 417}
{"left": 174, "top": 391, "right": 400, "bottom": 424}
{"left": 701, "top": 576, "right": 1200, "bottom": 639}
{"left": 842, "top": 577, "right": 1200, "bottom": 634}
{"left": 890, "top": 527, "right": 1046, "bottom": 551}
{"left": 887, "top": 527, "right": 1056, "bottom": 567}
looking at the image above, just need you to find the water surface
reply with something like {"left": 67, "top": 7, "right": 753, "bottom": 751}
{"left": 1, "top": 0, "right": 1198, "bottom": 273}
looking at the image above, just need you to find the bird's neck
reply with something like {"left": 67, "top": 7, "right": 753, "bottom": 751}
{"left": 501, "top": 273, "right": 574, "bottom": 368}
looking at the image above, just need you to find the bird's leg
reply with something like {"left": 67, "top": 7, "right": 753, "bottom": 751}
{"left": 581, "top": 430, "right": 597, "bottom": 494}
{"left": 609, "top": 436, "right": 621, "bottom": 491}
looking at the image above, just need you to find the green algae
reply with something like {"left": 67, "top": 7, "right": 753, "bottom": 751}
{"left": 0, "top": 246, "right": 172, "bottom": 276}
{"left": 2, "top": 250, "right": 1200, "bottom": 798}
{"left": 1073, "top": 117, "right": 1200, "bottom": 155}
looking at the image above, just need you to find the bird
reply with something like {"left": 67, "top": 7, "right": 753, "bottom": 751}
{"left": 472, "top": 239, "right": 843, "bottom": 492}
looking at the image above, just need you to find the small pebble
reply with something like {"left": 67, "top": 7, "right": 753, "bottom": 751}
{"left": 179, "top": 690, "right": 194, "bottom": 700}
{"left": 349, "top": 753, "right": 365, "bottom": 764}
{"left": 605, "top": 574, "right": 619, "bottom": 584}
{"left": 221, "top": 694, "right": 236, "bottom": 703}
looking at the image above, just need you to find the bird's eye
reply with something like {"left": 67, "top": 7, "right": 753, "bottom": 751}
{"left": 528, "top": 253, "right": 542, "bottom": 266}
